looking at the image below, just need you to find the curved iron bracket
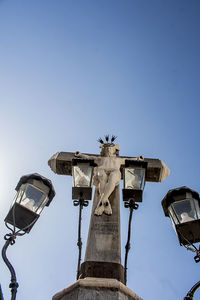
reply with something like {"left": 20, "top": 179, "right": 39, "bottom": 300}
{"left": 184, "top": 280, "right": 200, "bottom": 300}
{"left": 2, "top": 234, "right": 18, "bottom": 300}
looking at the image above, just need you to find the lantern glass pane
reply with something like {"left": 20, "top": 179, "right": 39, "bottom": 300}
{"left": 124, "top": 168, "right": 145, "bottom": 190}
{"left": 168, "top": 207, "right": 177, "bottom": 233}
{"left": 16, "top": 184, "right": 48, "bottom": 215}
{"left": 168, "top": 205, "right": 179, "bottom": 224}
{"left": 73, "top": 164, "right": 93, "bottom": 187}
{"left": 169, "top": 199, "right": 199, "bottom": 224}
{"left": 194, "top": 199, "right": 200, "bottom": 219}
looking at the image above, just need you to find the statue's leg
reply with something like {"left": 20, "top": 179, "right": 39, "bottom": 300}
{"left": 102, "top": 170, "right": 121, "bottom": 215}
{"left": 101, "top": 170, "right": 121, "bottom": 203}
{"left": 103, "top": 200, "right": 112, "bottom": 215}
{"left": 99, "top": 172, "right": 108, "bottom": 196}
{"left": 94, "top": 171, "right": 108, "bottom": 216}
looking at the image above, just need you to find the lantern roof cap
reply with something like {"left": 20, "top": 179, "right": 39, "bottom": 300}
{"left": 162, "top": 186, "right": 199, "bottom": 216}
{"left": 72, "top": 158, "right": 97, "bottom": 166}
{"left": 125, "top": 159, "right": 148, "bottom": 169}
{"left": 15, "top": 173, "right": 56, "bottom": 205}
{"left": 164, "top": 186, "right": 199, "bottom": 200}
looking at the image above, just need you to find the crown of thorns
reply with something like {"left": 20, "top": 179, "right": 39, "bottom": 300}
{"left": 97, "top": 135, "right": 117, "bottom": 145}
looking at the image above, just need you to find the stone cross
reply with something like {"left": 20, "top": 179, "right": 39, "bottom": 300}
{"left": 48, "top": 142, "right": 170, "bottom": 285}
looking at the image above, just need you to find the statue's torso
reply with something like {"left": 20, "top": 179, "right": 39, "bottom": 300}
{"left": 95, "top": 156, "right": 123, "bottom": 172}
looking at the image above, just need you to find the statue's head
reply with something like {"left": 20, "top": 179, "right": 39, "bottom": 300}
{"left": 98, "top": 135, "right": 120, "bottom": 157}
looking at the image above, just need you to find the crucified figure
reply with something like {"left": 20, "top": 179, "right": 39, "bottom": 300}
{"left": 75, "top": 139, "right": 144, "bottom": 216}
{"left": 75, "top": 142, "right": 122, "bottom": 215}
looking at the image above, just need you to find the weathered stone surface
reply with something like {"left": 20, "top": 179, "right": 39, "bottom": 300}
{"left": 79, "top": 185, "right": 124, "bottom": 282}
{"left": 84, "top": 186, "right": 121, "bottom": 263}
{"left": 52, "top": 278, "right": 142, "bottom": 300}
{"left": 48, "top": 152, "right": 170, "bottom": 182}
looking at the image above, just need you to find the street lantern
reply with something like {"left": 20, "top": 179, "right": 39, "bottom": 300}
{"left": 162, "top": 186, "right": 200, "bottom": 245}
{"left": 2, "top": 173, "right": 55, "bottom": 300}
{"left": 72, "top": 158, "right": 96, "bottom": 280}
{"left": 5, "top": 173, "right": 55, "bottom": 233}
{"left": 122, "top": 160, "right": 148, "bottom": 202}
{"left": 72, "top": 158, "right": 95, "bottom": 200}
{"left": 122, "top": 159, "right": 147, "bottom": 284}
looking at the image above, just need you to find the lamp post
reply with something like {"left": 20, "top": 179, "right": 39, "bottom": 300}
{"left": 162, "top": 186, "right": 200, "bottom": 300}
{"left": 2, "top": 173, "right": 55, "bottom": 300}
{"left": 72, "top": 158, "right": 96, "bottom": 279}
{"left": 123, "top": 159, "right": 148, "bottom": 285}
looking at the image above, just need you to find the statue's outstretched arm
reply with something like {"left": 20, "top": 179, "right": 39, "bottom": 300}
{"left": 75, "top": 151, "right": 97, "bottom": 161}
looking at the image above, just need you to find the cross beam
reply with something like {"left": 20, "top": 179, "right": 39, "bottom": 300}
{"left": 48, "top": 151, "right": 170, "bottom": 182}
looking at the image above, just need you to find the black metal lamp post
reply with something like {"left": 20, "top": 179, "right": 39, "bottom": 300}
{"left": 2, "top": 173, "right": 55, "bottom": 300}
{"left": 122, "top": 159, "right": 148, "bottom": 285}
{"left": 162, "top": 186, "right": 200, "bottom": 300}
{"left": 71, "top": 158, "right": 96, "bottom": 279}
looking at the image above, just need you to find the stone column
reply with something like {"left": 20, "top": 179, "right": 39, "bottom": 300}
{"left": 80, "top": 185, "right": 124, "bottom": 282}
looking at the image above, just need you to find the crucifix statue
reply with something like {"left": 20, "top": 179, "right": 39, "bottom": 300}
{"left": 49, "top": 136, "right": 170, "bottom": 300}
{"left": 75, "top": 135, "right": 144, "bottom": 216}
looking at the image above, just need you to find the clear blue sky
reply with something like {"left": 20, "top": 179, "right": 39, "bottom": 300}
{"left": 0, "top": 1, "right": 200, "bottom": 299}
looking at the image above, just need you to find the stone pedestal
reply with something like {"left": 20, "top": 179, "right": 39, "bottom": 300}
{"left": 52, "top": 278, "right": 142, "bottom": 300}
